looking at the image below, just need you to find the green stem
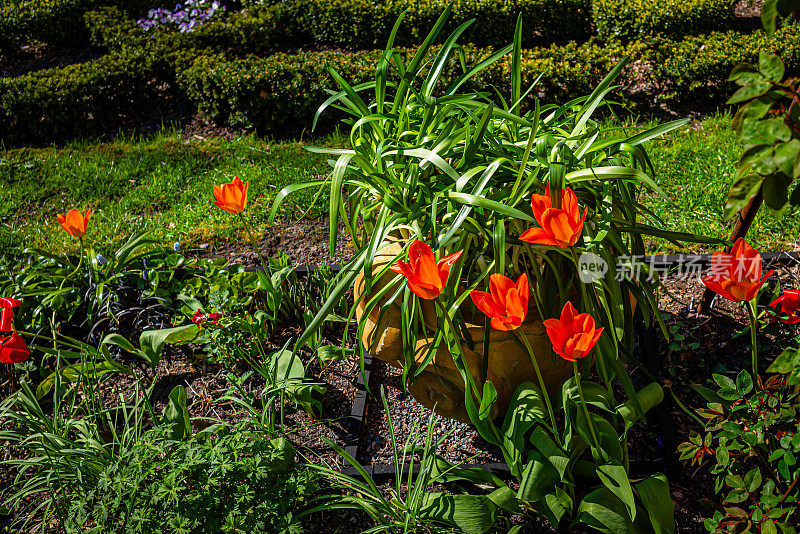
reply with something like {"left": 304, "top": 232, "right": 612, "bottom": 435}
{"left": 58, "top": 237, "right": 84, "bottom": 292}
{"left": 239, "top": 213, "right": 270, "bottom": 274}
{"left": 514, "top": 328, "right": 557, "bottom": 430}
{"left": 573, "top": 362, "right": 600, "bottom": 452}
{"left": 747, "top": 299, "right": 759, "bottom": 386}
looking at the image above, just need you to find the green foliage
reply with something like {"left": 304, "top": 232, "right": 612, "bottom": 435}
{"left": 296, "top": 0, "right": 590, "bottom": 49}
{"left": 0, "top": 0, "right": 97, "bottom": 50}
{"left": 678, "top": 365, "right": 800, "bottom": 533}
{"left": 64, "top": 423, "right": 314, "bottom": 534}
{"left": 83, "top": 4, "right": 298, "bottom": 55}
{"left": 656, "top": 25, "right": 800, "bottom": 101}
{"left": 725, "top": 52, "right": 800, "bottom": 217}
{"left": 178, "top": 39, "right": 632, "bottom": 135}
{"left": 311, "top": 387, "right": 513, "bottom": 534}
{"left": 0, "top": 49, "right": 162, "bottom": 145}
{"left": 0, "top": 233, "right": 189, "bottom": 351}
{"left": 592, "top": 0, "right": 735, "bottom": 42}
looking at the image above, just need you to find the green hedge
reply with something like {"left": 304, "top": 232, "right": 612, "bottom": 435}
{"left": 177, "top": 40, "right": 631, "bottom": 135}
{"left": 0, "top": 0, "right": 98, "bottom": 49}
{"left": 0, "top": 49, "right": 163, "bottom": 144}
{"left": 592, "top": 0, "right": 736, "bottom": 42}
{"left": 295, "top": 0, "right": 591, "bottom": 48}
{"left": 656, "top": 24, "right": 800, "bottom": 100}
{"left": 84, "top": 4, "right": 299, "bottom": 55}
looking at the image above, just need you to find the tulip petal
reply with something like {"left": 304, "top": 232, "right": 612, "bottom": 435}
{"left": 519, "top": 227, "right": 559, "bottom": 247}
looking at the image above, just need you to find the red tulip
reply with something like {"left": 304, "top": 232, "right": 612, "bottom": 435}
{"left": 520, "top": 185, "right": 587, "bottom": 248}
{"left": 0, "top": 333, "right": 29, "bottom": 364}
{"left": 213, "top": 177, "right": 249, "bottom": 215}
{"left": 389, "top": 240, "right": 463, "bottom": 300}
{"left": 470, "top": 273, "right": 529, "bottom": 331}
{"left": 57, "top": 208, "right": 91, "bottom": 238}
{"left": 769, "top": 290, "right": 800, "bottom": 325}
{"left": 543, "top": 302, "right": 604, "bottom": 362}
{"left": 702, "top": 238, "right": 773, "bottom": 303}
{"left": 0, "top": 297, "right": 21, "bottom": 332}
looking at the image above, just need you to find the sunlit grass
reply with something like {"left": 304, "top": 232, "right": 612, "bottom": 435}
{"left": 1, "top": 113, "right": 798, "bottom": 259}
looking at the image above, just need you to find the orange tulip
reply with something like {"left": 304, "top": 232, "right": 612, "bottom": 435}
{"left": 389, "top": 240, "right": 463, "bottom": 300}
{"left": 543, "top": 302, "right": 604, "bottom": 362}
{"left": 701, "top": 238, "right": 773, "bottom": 303}
{"left": 769, "top": 290, "right": 800, "bottom": 325}
{"left": 213, "top": 176, "right": 249, "bottom": 215}
{"left": 0, "top": 297, "right": 21, "bottom": 332}
{"left": 57, "top": 209, "right": 91, "bottom": 238}
{"left": 0, "top": 333, "right": 29, "bottom": 364}
{"left": 470, "top": 273, "right": 529, "bottom": 331}
{"left": 520, "top": 185, "right": 587, "bottom": 248}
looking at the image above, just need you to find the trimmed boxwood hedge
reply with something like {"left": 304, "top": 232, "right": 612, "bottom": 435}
{"left": 0, "top": 0, "right": 174, "bottom": 51}
{"left": 0, "top": 49, "right": 163, "bottom": 144}
{"left": 295, "top": 0, "right": 591, "bottom": 49}
{"left": 84, "top": 4, "right": 299, "bottom": 55}
{"left": 177, "top": 40, "right": 632, "bottom": 134}
{"left": 655, "top": 24, "right": 800, "bottom": 100}
{"left": 592, "top": 0, "right": 736, "bottom": 42}
{"left": 0, "top": 0, "right": 98, "bottom": 50}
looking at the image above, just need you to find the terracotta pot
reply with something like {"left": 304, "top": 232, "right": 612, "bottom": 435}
{"left": 354, "top": 241, "right": 572, "bottom": 424}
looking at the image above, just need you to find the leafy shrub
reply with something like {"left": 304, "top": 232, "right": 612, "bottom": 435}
{"left": 84, "top": 4, "right": 297, "bottom": 55}
{"left": 296, "top": 0, "right": 590, "bottom": 48}
{"left": 178, "top": 39, "right": 633, "bottom": 134}
{"left": 679, "top": 354, "right": 800, "bottom": 532}
{"left": 63, "top": 423, "right": 314, "bottom": 534}
{"left": 0, "top": 49, "right": 163, "bottom": 145}
{"left": 0, "top": 0, "right": 97, "bottom": 50}
{"left": 656, "top": 25, "right": 800, "bottom": 101}
{"left": 592, "top": 0, "right": 735, "bottom": 42}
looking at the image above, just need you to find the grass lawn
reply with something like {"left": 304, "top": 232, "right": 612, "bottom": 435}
{"left": 1, "top": 113, "right": 798, "bottom": 259}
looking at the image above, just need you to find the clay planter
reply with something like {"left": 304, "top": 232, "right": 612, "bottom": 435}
{"left": 354, "top": 241, "right": 571, "bottom": 424}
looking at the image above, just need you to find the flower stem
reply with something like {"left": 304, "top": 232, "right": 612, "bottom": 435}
{"left": 239, "top": 213, "right": 270, "bottom": 274}
{"left": 747, "top": 299, "right": 759, "bottom": 385}
{"left": 573, "top": 362, "right": 600, "bottom": 452}
{"left": 59, "top": 237, "right": 84, "bottom": 291}
{"left": 514, "top": 328, "right": 557, "bottom": 430}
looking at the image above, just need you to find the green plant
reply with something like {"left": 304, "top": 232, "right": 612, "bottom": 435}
{"left": 0, "top": 49, "right": 162, "bottom": 145}
{"left": 679, "top": 364, "right": 800, "bottom": 533}
{"left": 309, "top": 387, "right": 514, "bottom": 534}
{"left": 295, "top": 0, "right": 590, "bottom": 49}
{"left": 724, "top": 48, "right": 800, "bottom": 218}
{"left": 655, "top": 25, "right": 800, "bottom": 102}
{"left": 178, "top": 39, "right": 635, "bottom": 135}
{"left": 0, "top": 337, "right": 154, "bottom": 531}
{"left": 220, "top": 340, "right": 327, "bottom": 435}
{"left": 0, "top": 233, "right": 186, "bottom": 350}
{"left": 592, "top": 0, "right": 735, "bottom": 42}
{"left": 63, "top": 422, "right": 313, "bottom": 534}
{"left": 272, "top": 8, "right": 713, "bottom": 531}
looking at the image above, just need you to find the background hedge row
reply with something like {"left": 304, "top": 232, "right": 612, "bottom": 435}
{"left": 592, "top": 0, "right": 736, "bottom": 42}
{"left": 7, "top": 23, "right": 798, "bottom": 144}
{"left": 1, "top": 0, "right": 743, "bottom": 54}
{"left": 0, "top": 0, "right": 171, "bottom": 50}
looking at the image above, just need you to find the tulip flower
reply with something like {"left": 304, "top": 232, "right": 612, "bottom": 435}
{"left": 470, "top": 273, "right": 529, "bottom": 331}
{"left": 57, "top": 208, "right": 91, "bottom": 238}
{"left": 0, "top": 297, "right": 21, "bottom": 332}
{"left": 520, "top": 185, "right": 587, "bottom": 248}
{"left": 0, "top": 333, "right": 29, "bottom": 364}
{"left": 544, "top": 302, "right": 604, "bottom": 362}
{"left": 389, "top": 240, "right": 463, "bottom": 300}
{"left": 213, "top": 176, "right": 249, "bottom": 215}
{"left": 769, "top": 290, "right": 800, "bottom": 325}
{"left": 701, "top": 238, "right": 773, "bottom": 303}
